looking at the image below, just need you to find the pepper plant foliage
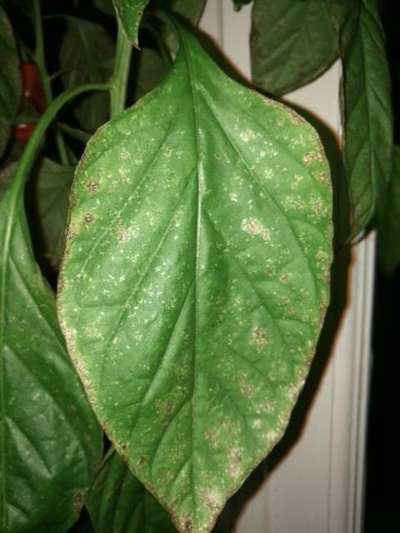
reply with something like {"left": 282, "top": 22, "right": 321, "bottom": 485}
{"left": 0, "top": 0, "right": 394, "bottom": 532}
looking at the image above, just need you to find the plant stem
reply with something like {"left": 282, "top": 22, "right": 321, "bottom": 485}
{"left": 33, "top": 0, "right": 69, "bottom": 165}
{"left": 110, "top": 22, "right": 132, "bottom": 118}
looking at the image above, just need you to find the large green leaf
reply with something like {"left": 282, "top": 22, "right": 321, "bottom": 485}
{"left": 250, "top": 0, "right": 348, "bottom": 96}
{"left": 58, "top": 21, "right": 332, "bottom": 533}
{"left": 112, "top": 0, "right": 149, "bottom": 46}
{"left": 378, "top": 146, "right": 400, "bottom": 276}
{"left": 60, "top": 17, "right": 114, "bottom": 132}
{"left": 342, "top": 0, "right": 393, "bottom": 238}
{"left": 87, "top": 450, "right": 177, "bottom": 532}
{"left": 0, "top": 182, "right": 102, "bottom": 530}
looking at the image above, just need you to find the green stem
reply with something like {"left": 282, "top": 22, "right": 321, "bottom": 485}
{"left": 11, "top": 84, "right": 109, "bottom": 203}
{"left": 110, "top": 22, "right": 132, "bottom": 118}
{"left": 33, "top": 0, "right": 69, "bottom": 165}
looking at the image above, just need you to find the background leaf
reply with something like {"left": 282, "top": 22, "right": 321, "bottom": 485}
{"left": 87, "top": 451, "right": 177, "bottom": 533}
{"left": 250, "top": 0, "right": 347, "bottom": 96}
{"left": 378, "top": 146, "right": 400, "bottom": 275}
{"left": 60, "top": 17, "right": 114, "bottom": 132}
{"left": 0, "top": 6, "right": 21, "bottom": 158}
{"left": 58, "top": 22, "right": 332, "bottom": 533}
{"left": 0, "top": 186, "right": 102, "bottom": 532}
{"left": 0, "top": 6, "right": 21, "bottom": 121}
{"left": 93, "top": 0, "right": 114, "bottom": 16}
{"left": 342, "top": 0, "right": 393, "bottom": 238}
{"left": 28, "top": 158, "right": 74, "bottom": 270}
{"left": 134, "top": 47, "right": 169, "bottom": 100}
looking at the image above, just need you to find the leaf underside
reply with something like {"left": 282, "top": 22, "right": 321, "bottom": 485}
{"left": 0, "top": 187, "right": 102, "bottom": 532}
{"left": 87, "top": 451, "right": 176, "bottom": 533}
{"left": 58, "top": 22, "right": 333, "bottom": 533}
{"left": 342, "top": 0, "right": 393, "bottom": 238}
{"left": 250, "top": 0, "right": 346, "bottom": 96}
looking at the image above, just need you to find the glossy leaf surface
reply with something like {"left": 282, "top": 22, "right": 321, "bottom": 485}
{"left": 0, "top": 184, "right": 102, "bottom": 531}
{"left": 342, "top": 0, "right": 393, "bottom": 238}
{"left": 88, "top": 451, "right": 176, "bottom": 533}
{"left": 59, "top": 22, "right": 332, "bottom": 533}
{"left": 60, "top": 17, "right": 114, "bottom": 132}
{"left": 112, "top": 0, "right": 149, "bottom": 46}
{"left": 250, "top": 0, "right": 347, "bottom": 96}
{"left": 378, "top": 146, "right": 400, "bottom": 276}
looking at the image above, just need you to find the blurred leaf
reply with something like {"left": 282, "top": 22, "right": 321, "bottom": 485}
{"left": 93, "top": 0, "right": 114, "bottom": 15}
{"left": 30, "top": 158, "right": 75, "bottom": 270}
{"left": 87, "top": 451, "right": 177, "bottom": 533}
{"left": 60, "top": 17, "right": 114, "bottom": 132}
{"left": 0, "top": 175, "right": 103, "bottom": 532}
{"left": 250, "top": 0, "right": 349, "bottom": 96}
{"left": 134, "top": 47, "right": 169, "bottom": 100}
{"left": 378, "top": 146, "right": 400, "bottom": 276}
{"left": 164, "top": 0, "right": 206, "bottom": 24}
{"left": 342, "top": 0, "right": 393, "bottom": 238}
{"left": 0, "top": 6, "right": 21, "bottom": 157}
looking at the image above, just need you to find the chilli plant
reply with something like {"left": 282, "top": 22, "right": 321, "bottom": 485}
{"left": 0, "top": 0, "right": 396, "bottom": 532}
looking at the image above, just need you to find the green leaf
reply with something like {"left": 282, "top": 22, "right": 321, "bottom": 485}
{"left": 30, "top": 158, "right": 74, "bottom": 270}
{"left": 60, "top": 17, "right": 114, "bottom": 132}
{"left": 342, "top": 0, "right": 393, "bottom": 238}
{"left": 0, "top": 6, "right": 21, "bottom": 158}
{"left": 250, "top": 0, "right": 347, "bottom": 96}
{"left": 0, "top": 186, "right": 102, "bottom": 531}
{"left": 58, "top": 21, "right": 332, "bottom": 532}
{"left": 378, "top": 146, "right": 400, "bottom": 276}
{"left": 112, "top": 0, "right": 149, "bottom": 46}
{"left": 87, "top": 450, "right": 177, "bottom": 533}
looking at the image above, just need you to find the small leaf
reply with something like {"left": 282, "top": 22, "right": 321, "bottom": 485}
{"left": 112, "top": 0, "right": 149, "bottom": 46}
{"left": 0, "top": 186, "right": 102, "bottom": 530}
{"left": 87, "top": 450, "right": 177, "bottom": 533}
{"left": 0, "top": 6, "right": 21, "bottom": 121}
{"left": 58, "top": 20, "right": 332, "bottom": 532}
{"left": 378, "top": 146, "right": 400, "bottom": 276}
{"left": 30, "top": 158, "right": 74, "bottom": 270}
{"left": 60, "top": 17, "right": 114, "bottom": 132}
{"left": 250, "top": 0, "right": 346, "bottom": 96}
{"left": 158, "top": 0, "right": 207, "bottom": 24}
{"left": 342, "top": 0, "right": 393, "bottom": 238}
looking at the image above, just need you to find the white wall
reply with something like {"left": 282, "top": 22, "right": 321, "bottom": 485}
{"left": 201, "top": 2, "right": 374, "bottom": 532}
